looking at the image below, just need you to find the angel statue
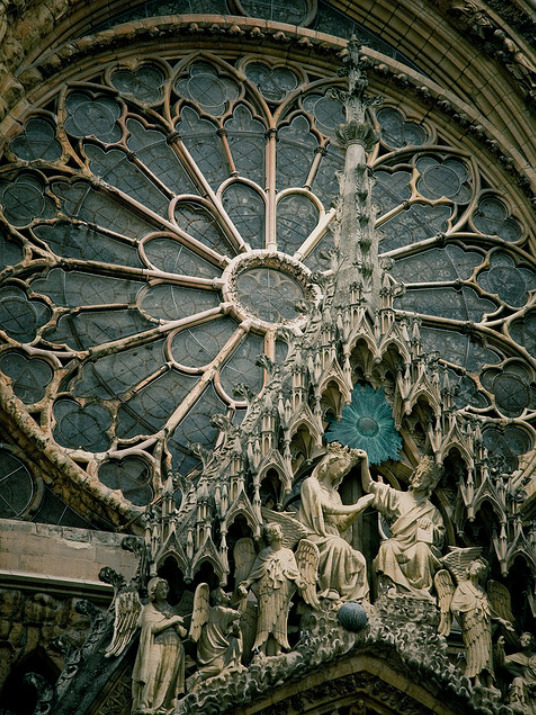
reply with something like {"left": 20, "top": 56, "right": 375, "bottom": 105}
{"left": 237, "top": 522, "right": 313, "bottom": 658}
{"left": 296, "top": 442, "right": 375, "bottom": 602}
{"left": 105, "top": 576, "right": 187, "bottom": 715}
{"left": 496, "top": 631, "right": 536, "bottom": 714}
{"left": 434, "top": 548, "right": 515, "bottom": 688}
{"left": 360, "top": 451, "right": 444, "bottom": 598}
{"left": 188, "top": 584, "right": 244, "bottom": 687}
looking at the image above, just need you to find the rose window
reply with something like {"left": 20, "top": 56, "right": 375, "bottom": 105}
{"left": 1, "top": 51, "right": 535, "bottom": 518}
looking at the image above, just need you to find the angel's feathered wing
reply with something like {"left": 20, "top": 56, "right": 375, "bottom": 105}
{"left": 189, "top": 582, "right": 210, "bottom": 642}
{"left": 295, "top": 538, "right": 320, "bottom": 609}
{"left": 233, "top": 538, "right": 257, "bottom": 587}
{"left": 434, "top": 569, "right": 456, "bottom": 637}
{"left": 105, "top": 589, "right": 142, "bottom": 658}
{"left": 260, "top": 506, "right": 312, "bottom": 548}
{"left": 441, "top": 546, "right": 482, "bottom": 583}
{"left": 487, "top": 579, "right": 514, "bottom": 622}
{"left": 487, "top": 579, "right": 517, "bottom": 644}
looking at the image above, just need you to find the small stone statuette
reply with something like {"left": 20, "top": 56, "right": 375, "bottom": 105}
{"left": 360, "top": 451, "right": 444, "bottom": 598}
{"left": 435, "top": 548, "right": 515, "bottom": 688}
{"left": 496, "top": 631, "right": 536, "bottom": 713}
{"left": 189, "top": 583, "right": 244, "bottom": 687}
{"left": 105, "top": 576, "right": 187, "bottom": 715}
{"left": 296, "top": 443, "right": 374, "bottom": 602}
{"left": 238, "top": 523, "right": 305, "bottom": 658}
{"left": 132, "top": 577, "right": 187, "bottom": 715}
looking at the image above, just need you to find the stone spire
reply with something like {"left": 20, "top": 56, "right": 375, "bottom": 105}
{"left": 332, "top": 36, "right": 382, "bottom": 316}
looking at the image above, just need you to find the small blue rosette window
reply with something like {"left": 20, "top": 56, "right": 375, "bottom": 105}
{"left": 325, "top": 384, "right": 402, "bottom": 464}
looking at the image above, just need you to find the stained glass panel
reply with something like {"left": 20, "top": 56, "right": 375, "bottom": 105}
{"left": 1, "top": 48, "right": 535, "bottom": 511}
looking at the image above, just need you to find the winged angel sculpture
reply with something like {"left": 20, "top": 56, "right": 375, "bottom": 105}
{"left": 236, "top": 522, "right": 318, "bottom": 657}
{"left": 434, "top": 547, "right": 515, "bottom": 688}
{"left": 105, "top": 576, "right": 187, "bottom": 715}
{"left": 188, "top": 583, "right": 245, "bottom": 687}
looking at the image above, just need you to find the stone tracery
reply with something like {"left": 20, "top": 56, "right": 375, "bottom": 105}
{"left": 1, "top": 5, "right": 536, "bottom": 714}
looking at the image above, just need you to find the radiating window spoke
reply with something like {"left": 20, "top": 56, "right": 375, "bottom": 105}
{"left": 140, "top": 284, "right": 221, "bottom": 322}
{"left": 277, "top": 115, "right": 317, "bottom": 189}
{"left": 378, "top": 203, "right": 451, "bottom": 252}
{"left": 1, "top": 49, "right": 535, "bottom": 503}
{"left": 395, "top": 286, "right": 498, "bottom": 322}
{"left": 222, "top": 183, "right": 265, "bottom": 249}
{"left": 390, "top": 245, "right": 482, "bottom": 283}
{"left": 144, "top": 236, "right": 222, "bottom": 278}
{"left": 170, "top": 318, "right": 238, "bottom": 368}
{"left": 116, "top": 369, "right": 199, "bottom": 439}
{"left": 85, "top": 144, "right": 170, "bottom": 216}
{"left": 174, "top": 202, "right": 235, "bottom": 256}
{"left": 225, "top": 105, "right": 266, "bottom": 186}
{"left": 126, "top": 118, "right": 197, "bottom": 197}
{"left": 276, "top": 194, "right": 319, "bottom": 255}
{"left": 73, "top": 339, "right": 166, "bottom": 399}
{"left": 34, "top": 222, "right": 143, "bottom": 267}
{"left": 374, "top": 170, "right": 412, "bottom": 215}
{"left": 44, "top": 309, "right": 154, "bottom": 350}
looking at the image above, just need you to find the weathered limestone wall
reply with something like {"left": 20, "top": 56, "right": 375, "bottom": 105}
{"left": 0, "top": 519, "right": 139, "bottom": 602}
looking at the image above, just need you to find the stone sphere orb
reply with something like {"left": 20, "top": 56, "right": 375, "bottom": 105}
{"left": 337, "top": 602, "right": 368, "bottom": 632}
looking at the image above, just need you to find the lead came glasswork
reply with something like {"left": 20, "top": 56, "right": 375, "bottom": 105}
{"left": 1, "top": 50, "right": 535, "bottom": 510}
{"left": 235, "top": 268, "right": 305, "bottom": 323}
{"left": 379, "top": 204, "right": 451, "bottom": 252}
{"left": 0, "top": 352, "right": 53, "bottom": 404}
{"left": 111, "top": 65, "right": 166, "bottom": 105}
{"left": 376, "top": 107, "right": 427, "bottom": 148}
{"left": 244, "top": 62, "right": 299, "bottom": 102}
{"left": 476, "top": 251, "right": 536, "bottom": 307}
{"left": 10, "top": 118, "right": 62, "bottom": 162}
{"left": 222, "top": 184, "right": 265, "bottom": 249}
{"left": 0, "top": 450, "right": 34, "bottom": 519}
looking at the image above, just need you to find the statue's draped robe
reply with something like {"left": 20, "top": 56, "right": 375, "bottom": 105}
{"left": 132, "top": 602, "right": 185, "bottom": 713}
{"left": 248, "top": 545, "right": 299, "bottom": 651}
{"left": 297, "top": 476, "right": 369, "bottom": 601}
{"left": 450, "top": 581, "right": 493, "bottom": 679}
{"left": 197, "top": 605, "right": 242, "bottom": 676}
{"left": 372, "top": 482, "right": 444, "bottom": 595}
{"left": 503, "top": 650, "right": 536, "bottom": 712}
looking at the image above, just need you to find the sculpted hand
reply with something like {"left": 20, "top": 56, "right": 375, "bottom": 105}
{"left": 237, "top": 583, "right": 249, "bottom": 598}
{"left": 352, "top": 449, "right": 368, "bottom": 462}
{"left": 499, "top": 619, "right": 515, "bottom": 632}
{"left": 418, "top": 519, "right": 432, "bottom": 530}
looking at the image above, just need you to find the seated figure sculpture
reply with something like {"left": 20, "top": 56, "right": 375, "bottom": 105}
{"left": 296, "top": 443, "right": 374, "bottom": 602}
{"left": 359, "top": 451, "right": 445, "bottom": 598}
{"left": 496, "top": 631, "right": 536, "bottom": 713}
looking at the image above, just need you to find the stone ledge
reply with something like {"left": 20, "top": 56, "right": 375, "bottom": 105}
{"left": 0, "top": 518, "right": 141, "bottom": 603}
{"left": 0, "top": 568, "right": 114, "bottom": 604}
